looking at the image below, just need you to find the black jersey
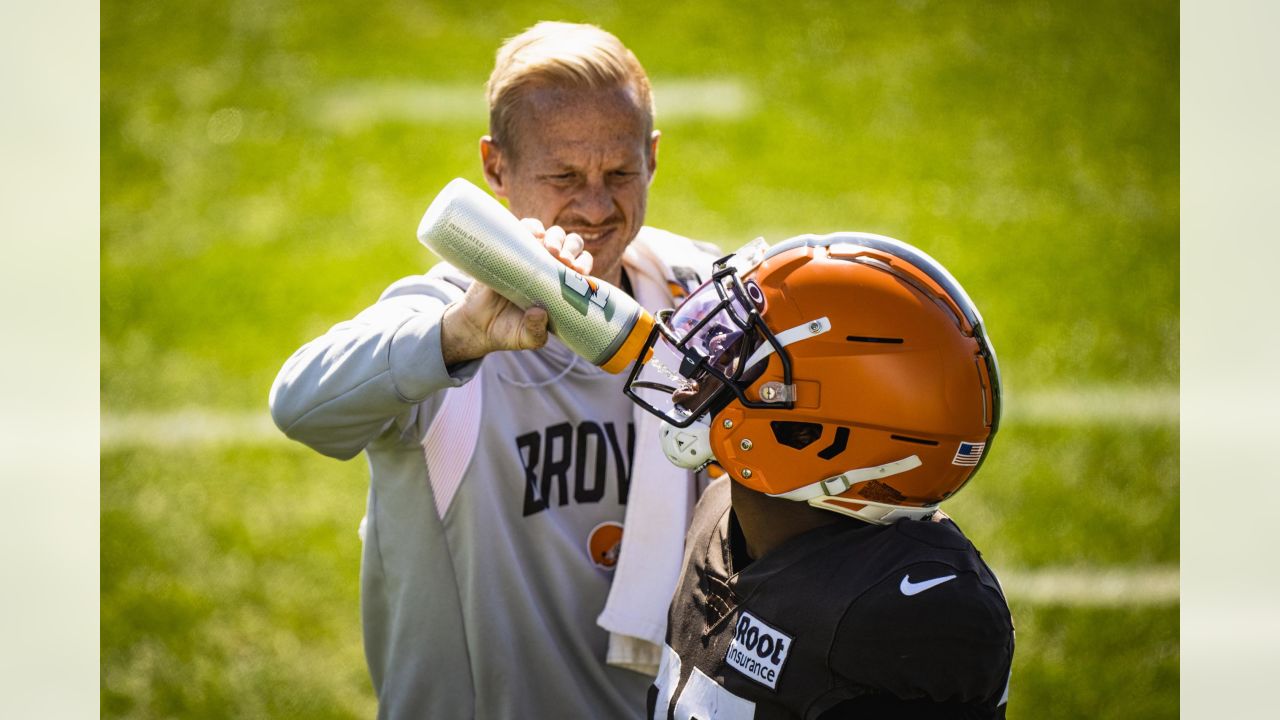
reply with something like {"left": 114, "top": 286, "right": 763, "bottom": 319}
{"left": 649, "top": 479, "right": 1013, "bottom": 720}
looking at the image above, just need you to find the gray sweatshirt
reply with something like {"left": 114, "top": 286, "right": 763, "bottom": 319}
{"left": 269, "top": 228, "right": 715, "bottom": 719}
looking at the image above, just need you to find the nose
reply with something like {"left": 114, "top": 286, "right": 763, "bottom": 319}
{"left": 572, "top": 180, "right": 615, "bottom": 225}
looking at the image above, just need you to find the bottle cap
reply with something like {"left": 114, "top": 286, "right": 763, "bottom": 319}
{"left": 599, "top": 310, "right": 656, "bottom": 373}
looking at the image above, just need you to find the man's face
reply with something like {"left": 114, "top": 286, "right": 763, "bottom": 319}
{"left": 482, "top": 84, "right": 658, "bottom": 286}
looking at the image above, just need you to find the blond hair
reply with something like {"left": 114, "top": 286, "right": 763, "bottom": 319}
{"left": 486, "top": 22, "right": 654, "bottom": 156}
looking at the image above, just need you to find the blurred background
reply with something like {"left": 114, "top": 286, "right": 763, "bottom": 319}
{"left": 101, "top": 0, "right": 1178, "bottom": 717}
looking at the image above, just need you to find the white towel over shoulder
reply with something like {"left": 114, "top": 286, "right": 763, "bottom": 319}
{"left": 598, "top": 228, "right": 718, "bottom": 675}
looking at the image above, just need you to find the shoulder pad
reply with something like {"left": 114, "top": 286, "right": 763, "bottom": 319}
{"left": 893, "top": 516, "right": 975, "bottom": 552}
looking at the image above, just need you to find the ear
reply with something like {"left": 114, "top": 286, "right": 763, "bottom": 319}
{"left": 646, "top": 130, "right": 661, "bottom": 180}
{"left": 480, "top": 136, "right": 509, "bottom": 199}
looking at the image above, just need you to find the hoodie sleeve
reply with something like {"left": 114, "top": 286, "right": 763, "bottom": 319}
{"left": 268, "top": 265, "right": 480, "bottom": 460}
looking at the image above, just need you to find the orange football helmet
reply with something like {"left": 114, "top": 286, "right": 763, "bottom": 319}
{"left": 625, "top": 233, "right": 1001, "bottom": 524}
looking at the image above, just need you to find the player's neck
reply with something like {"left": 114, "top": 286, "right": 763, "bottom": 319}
{"left": 729, "top": 481, "right": 846, "bottom": 561}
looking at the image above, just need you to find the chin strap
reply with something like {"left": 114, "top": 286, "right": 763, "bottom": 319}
{"left": 768, "top": 455, "right": 933, "bottom": 526}
{"left": 806, "top": 496, "right": 938, "bottom": 525}
{"left": 769, "top": 455, "right": 921, "bottom": 501}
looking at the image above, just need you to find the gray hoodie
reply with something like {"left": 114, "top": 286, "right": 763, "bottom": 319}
{"left": 269, "top": 227, "right": 716, "bottom": 719}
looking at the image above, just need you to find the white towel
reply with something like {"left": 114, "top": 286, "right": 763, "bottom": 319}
{"left": 597, "top": 229, "right": 715, "bottom": 675}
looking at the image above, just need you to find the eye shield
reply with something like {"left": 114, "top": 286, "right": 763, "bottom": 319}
{"left": 624, "top": 256, "right": 791, "bottom": 427}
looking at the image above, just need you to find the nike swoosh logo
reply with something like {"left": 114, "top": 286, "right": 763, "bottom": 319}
{"left": 899, "top": 573, "right": 957, "bottom": 596}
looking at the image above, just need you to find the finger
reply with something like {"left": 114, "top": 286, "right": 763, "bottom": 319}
{"left": 520, "top": 217, "right": 546, "bottom": 238}
{"left": 562, "top": 232, "right": 585, "bottom": 261}
{"left": 519, "top": 307, "right": 549, "bottom": 349}
{"left": 573, "top": 249, "right": 594, "bottom": 276}
{"left": 542, "top": 224, "right": 566, "bottom": 256}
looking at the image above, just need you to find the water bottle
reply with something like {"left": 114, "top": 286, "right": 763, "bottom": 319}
{"left": 416, "top": 178, "right": 655, "bottom": 374}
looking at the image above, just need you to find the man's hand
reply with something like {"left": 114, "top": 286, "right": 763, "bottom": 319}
{"left": 440, "top": 218, "right": 594, "bottom": 366}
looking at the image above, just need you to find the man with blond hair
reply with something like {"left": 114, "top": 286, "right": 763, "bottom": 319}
{"left": 270, "top": 22, "right": 718, "bottom": 719}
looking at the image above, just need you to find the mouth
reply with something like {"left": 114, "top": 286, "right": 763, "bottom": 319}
{"left": 564, "top": 226, "right": 618, "bottom": 247}
{"left": 671, "top": 380, "right": 702, "bottom": 409}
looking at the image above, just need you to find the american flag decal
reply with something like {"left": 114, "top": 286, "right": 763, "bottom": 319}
{"left": 952, "top": 442, "right": 985, "bottom": 466}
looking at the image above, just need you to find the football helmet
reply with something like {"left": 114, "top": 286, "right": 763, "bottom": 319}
{"left": 624, "top": 233, "right": 1001, "bottom": 524}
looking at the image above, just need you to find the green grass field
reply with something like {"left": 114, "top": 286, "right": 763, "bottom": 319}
{"left": 102, "top": 0, "right": 1178, "bottom": 717}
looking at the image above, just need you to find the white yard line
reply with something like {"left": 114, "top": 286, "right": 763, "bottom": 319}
{"left": 100, "top": 408, "right": 285, "bottom": 448}
{"left": 1007, "top": 386, "right": 1179, "bottom": 426}
{"left": 313, "top": 78, "right": 757, "bottom": 131}
{"left": 649, "top": 79, "right": 758, "bottom": 119}
{"left": 998, "top": 566, "right": 1180, "bottom": 606}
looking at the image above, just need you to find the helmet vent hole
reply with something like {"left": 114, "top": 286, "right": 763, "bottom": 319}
{"left": 816, "top": 426, "right": 850, "bottom": 460}
{"left": 770, "top": 421, "right": 823, "bottom": 449}
{"left": 889, "top": 434, "right": 940, "bottom": 447}
{"left": 846, "top": 335, "right": 904, "bottom": 344}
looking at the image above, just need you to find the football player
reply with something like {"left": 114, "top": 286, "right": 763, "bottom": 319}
{"left": 625, "top": 233, "right": 1014, "bottom": 719}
